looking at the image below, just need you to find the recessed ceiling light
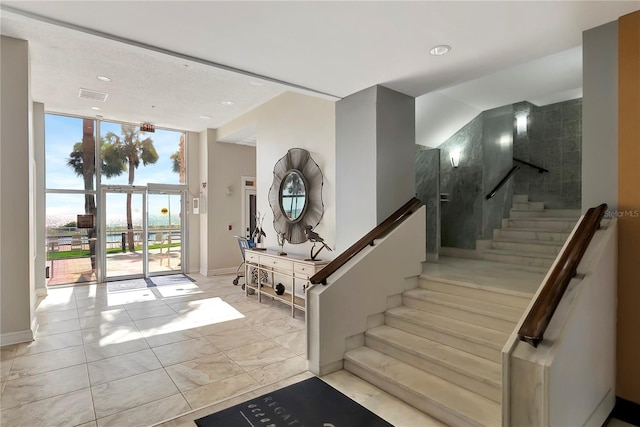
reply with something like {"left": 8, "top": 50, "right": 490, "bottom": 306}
{"left": 429, "top": 45, "right": 451, "bottom": 56}
{"left": 249, "top": 81, "right": 264, "bottom": 86}
{"left": 91, "top": 106, "right": 101, "bottom": 111}
{"left": 221, "top": 100, "right": 234, "bottom": 106}
{"left": 199, "top": 114, "right": 212, "bottom": 119}
{"left": 97, "top": 75, "right": 111, "bottom": 82}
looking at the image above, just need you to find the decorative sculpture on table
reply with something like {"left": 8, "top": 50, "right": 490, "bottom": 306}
{"left": 304, "top": 225, "right": 332, "bottom": 261}
{"left": 276, "top": 231, "right": 287, "bottom": 256}
{"left": 252, "top": 212, "right": 267, "bottom": 249}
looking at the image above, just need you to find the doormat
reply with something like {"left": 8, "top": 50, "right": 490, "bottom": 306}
{"left": 146, "top": 274, "right": 195, "bottom": 287}
{"left": 195, "top": 376, "right": 393, "bottom": 427}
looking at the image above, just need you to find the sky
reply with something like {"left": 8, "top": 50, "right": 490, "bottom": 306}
{"left": 45, "top": 114, "right": 185, "bottom": 228}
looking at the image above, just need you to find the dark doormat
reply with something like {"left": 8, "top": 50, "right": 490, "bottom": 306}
{"left": 194, "top": 376, "right": 394, "bottom": 427}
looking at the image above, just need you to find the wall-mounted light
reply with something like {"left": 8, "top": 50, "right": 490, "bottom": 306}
{"left": 226, "top": 186, "right": 233, "bottom": 196}
{"left": 516, "top": 113, "right": 528, "bottom": 135}
{"left": 450, "top": 149, "right": 461, "bottom": 168}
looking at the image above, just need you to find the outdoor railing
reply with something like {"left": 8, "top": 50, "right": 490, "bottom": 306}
{"left": 517, "top": 203, "right": 608, "bottom": 347}
{"left": 309, "top": 197, "right": 422, "bottom": 285}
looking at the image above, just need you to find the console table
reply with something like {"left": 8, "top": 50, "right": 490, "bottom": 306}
{"left": 244, "top": 249, "right": 328, "bottom": 317}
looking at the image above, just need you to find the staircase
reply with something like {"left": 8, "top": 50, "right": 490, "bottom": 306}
{"left": 481, "top": 195, "right": 580, "bottom": 272}
{"left": 343, "top": 276, "right": 533, "bottom": 426}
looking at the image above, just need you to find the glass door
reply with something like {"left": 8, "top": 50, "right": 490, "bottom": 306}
{"left": 102, "top": 187, "right": 146, "bottom": 280}
{"left": 147, "top": 189, "right": 183, "bottom": 276}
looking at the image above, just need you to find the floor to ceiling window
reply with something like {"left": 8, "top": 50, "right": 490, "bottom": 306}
{"left": 44, "top": 114, "right": 187, "bottom": 285}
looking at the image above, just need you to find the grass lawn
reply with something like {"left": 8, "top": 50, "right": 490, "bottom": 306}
{"left": 49, "top": 243, "right": 181, "bottom": 260}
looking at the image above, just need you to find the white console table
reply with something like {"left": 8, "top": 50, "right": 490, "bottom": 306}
{"left": 244, "top": 249, "right": 328, "bottom": 317}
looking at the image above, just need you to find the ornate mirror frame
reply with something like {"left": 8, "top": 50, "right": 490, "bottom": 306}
{"left": 268, "top": 148, "right": 324, "bottom": 244}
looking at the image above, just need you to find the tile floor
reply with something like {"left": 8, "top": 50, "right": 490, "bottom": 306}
{"left": 0, "top": 274, "right": 311, "bottom": 427}
{"left": 1, "top": 267, "right": 635, "bottom": 427}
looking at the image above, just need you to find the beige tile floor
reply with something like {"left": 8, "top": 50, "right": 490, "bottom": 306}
{"left": 2, "top": 267, "right": 634, "bottom": 427}
{"left": 0, "top": 274, "right": 309, "bottom": 427}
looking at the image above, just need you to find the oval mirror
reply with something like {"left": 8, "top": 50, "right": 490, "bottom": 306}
{"left": 279, "top": 170, "right": 307, "bottom": 222}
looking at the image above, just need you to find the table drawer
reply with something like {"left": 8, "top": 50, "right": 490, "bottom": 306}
{"left": 294, "top": 263, "right": 316, "bottom": 279}
{"left": 245, "top": 251, "right": 260, "bottom": 263}
{"left": 260, "top": 255, "right": 293, "bottom": 271}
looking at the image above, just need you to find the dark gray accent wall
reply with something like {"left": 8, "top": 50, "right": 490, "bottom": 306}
{"left": 513, "top": 99, "right": 582, "bottom": 209}
{"left": 416, "top": 147, "right": 440, "bottom": 256}
{"left": 439, "top": 114, "right": 484, "bottom": 249}
{"left": 482, "top": 105, "right": 514, "bottom": 239}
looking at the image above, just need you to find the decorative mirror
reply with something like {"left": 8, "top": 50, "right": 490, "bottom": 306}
{"left": 269, "top": 148, "right": 324, "bottom": 244}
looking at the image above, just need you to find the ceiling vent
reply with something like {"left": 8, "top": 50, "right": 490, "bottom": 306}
{"left": 78, "top": 88, "right": 108, "bottom": 102}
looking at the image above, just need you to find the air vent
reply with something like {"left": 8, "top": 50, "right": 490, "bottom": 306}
{"left": 78, "top": 88, "right": 108, "bottom": 102}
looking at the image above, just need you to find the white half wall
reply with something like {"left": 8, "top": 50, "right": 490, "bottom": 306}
{"left": 307, "top": 206, "right": 426, "bottom": 375}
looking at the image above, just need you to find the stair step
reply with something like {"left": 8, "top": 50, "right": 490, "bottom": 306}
{"left": 385, "top": 306, "right": 508, "bottom": 363}
{"left": 483, "top": 248, "right": 556, "bottom": 269}
{"left": 502, "top": 217, "right": 577, "bottom": 231}
{"left": 344, "top": 347, "right": 501, "bottom": 427}
{"left": 512, "top": 194, "right": 529, "bottom": 203}
{"left": 366, "top": 325, "right": 502, "bottom": 403}
{"left": 419, "top": 277, "right": 532, "bottom": 309}
{"left": 403, "top": 289, "right": 520, "bottom": 333}
{"left": 490, "top": 239, "right": 563, "bottom": 255}
{"left": 512, "top": 201, "right": 545, "bottom": 210}
{"left": 493, "top": 227, "right": 571, "bottom": 243}
{"left": 509, "top": 209, "right": 581, "bottom": 219}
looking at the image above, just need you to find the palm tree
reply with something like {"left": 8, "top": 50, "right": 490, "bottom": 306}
{"left": 102, "top": 124, "right": 158, "bottom": 251}
{"left": 69, "top": 123, "right": 158, "bottom": 252}
{"left": 67, "top": 119, "right": 98, "bottom": 269}
{"left": 170, "top": 134, "right": 185, "bottom": 184}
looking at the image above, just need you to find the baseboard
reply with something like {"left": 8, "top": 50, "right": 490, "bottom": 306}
{"left": 317, "top": 359, "right": 343, "bottom": 376}
{"left": 610, "top": 396, "right": 640, "bottom": 426}
{"left": 208, "top": 267, "right": 237, "bottom": 276}
{"left": 585, "top": 388, "right": 615, "bottom": 427}
{"left": 0, "top": 328, "right": 34, "bottom": 347}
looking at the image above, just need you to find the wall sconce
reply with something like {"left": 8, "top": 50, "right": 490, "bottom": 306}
{"left": 516, "top": 113, "right": 528, "bottom": 135}
{"left": 450, "top": 149, "right": 461, "bottom": 168}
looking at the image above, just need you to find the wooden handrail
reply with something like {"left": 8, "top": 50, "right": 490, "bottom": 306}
{"left": 309, "top": 197, "right": 422, "bottom": 285}
{"left": 518, "top": 203, "right": 607, "bottom": 347}
{"left": 486, "top": 166, "right": 521, "bottom": 200}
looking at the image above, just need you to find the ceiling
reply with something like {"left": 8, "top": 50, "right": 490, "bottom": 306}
{"left": 1, "top": 1, "right": 639, "bottom": 134}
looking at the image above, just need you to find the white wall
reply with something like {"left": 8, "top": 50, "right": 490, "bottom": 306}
{"left": 582, "top": 21, "right": 618, "bottom": 212}
{"left": 197, "top": 128, "right": 256, "bottom": 275}
{"left": 335, "top": 85, "right": 415, "bottom": 252}
{"left": 335, "top": 87, "right": 377, "bottom": 251}
{"left": 1, "top": 36, "right": 35, "bottom": 345}
{"left": 32, "top": 102, "right": 46, "bottom": 296}
{"left": 217, "top": 92, "right": 336, "bottom": 260}
{"left": 308, "top": 206, "right": 426, "bottom": 375}
{"left": 415, "top": 92, "right": 481, "bottom": 149}
{"left": 186, "top": 131, "right": 200, "bottom": 274}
